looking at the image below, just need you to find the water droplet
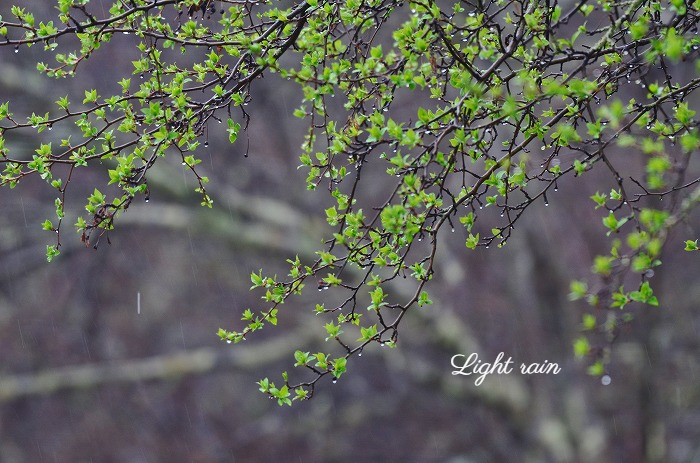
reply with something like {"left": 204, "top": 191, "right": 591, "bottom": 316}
{"left": 601, "top": 375, "right": 611, "bottom": 385}
{"left": 451, "top": 228, "right": 455, "bottom": 233}
{"left": 226, "top": 340, "right": 232, "bottom": 344}
{"left": 358, "top": 352, "right": 362, "bottom": 357}
{"left": 144, "top": 198, "right": 149, "bottom": 203}
{"left": 380, "top": 342, "right": 385, "bottom": 347}
{"left": 332, "top": 378, "right": 338, "bottom": 384}
{"left": 48, "top": 125, "right": 53, "bottom": 130}
{"left": 14, "top": 46, "right": 19, "bottom": 54}
{"left": 204, "top": 141, "right": 209, "bottom": 147}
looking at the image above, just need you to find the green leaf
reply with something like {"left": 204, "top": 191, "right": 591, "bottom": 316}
{"left": 573, "top": 337, "right": 590, "bottom": 358}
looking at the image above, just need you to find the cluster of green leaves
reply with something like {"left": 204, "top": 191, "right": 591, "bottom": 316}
{"left": 1, "top": 0, "right": 699, "bottom": 402}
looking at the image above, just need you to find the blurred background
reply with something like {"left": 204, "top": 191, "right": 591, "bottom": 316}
{"left": 1, "top": 2, "right": 700, "bottom": 462}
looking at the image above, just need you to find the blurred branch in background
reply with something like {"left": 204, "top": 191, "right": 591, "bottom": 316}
{"left": 0, "top": 328, "right": 315, "bottom": 402}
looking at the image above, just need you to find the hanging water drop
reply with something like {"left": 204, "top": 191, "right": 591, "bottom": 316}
{"left": 226, "top": 340, "right": 232, "bottom": 344}
{"left": 451, "top": 228, "right": 455, "bottom": 233}
{"left": 601, "top": 375, "right": 611, "bottom": 385}
{"left": 14, "top": 46, "right": 19, "bottom": 54}
{"left": 358, "top": 352, "right": 362, "bottom": 357}
{"left": 332, "top": 378, "right": 338, "bottom": 384}
{"left": 204, "top": 141, "right": 209, "bottom": 147}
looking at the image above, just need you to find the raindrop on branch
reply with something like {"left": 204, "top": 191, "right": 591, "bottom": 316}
{"left": 601, "top": 375, "right": 611, "bottom": 386}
